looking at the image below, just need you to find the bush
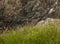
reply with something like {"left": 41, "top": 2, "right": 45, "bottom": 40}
{"left": 0, "top": 0, "right": 60, "bottom": 29}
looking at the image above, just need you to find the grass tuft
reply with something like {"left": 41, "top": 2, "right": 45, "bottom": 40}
{"left": 0, "top": 22, "right": 60, "bottom": 44}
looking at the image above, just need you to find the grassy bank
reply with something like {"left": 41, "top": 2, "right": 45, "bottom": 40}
{"left": 0, "top": 22, "right": 60, "bottom": 44}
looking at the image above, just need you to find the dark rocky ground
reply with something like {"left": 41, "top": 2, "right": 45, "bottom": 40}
{"left": 0, "top": 0, "right": 60, "bottom": 30}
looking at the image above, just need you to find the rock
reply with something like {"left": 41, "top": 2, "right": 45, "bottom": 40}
{"left": 36, "top": 18, "right": 60, "bottom": 27}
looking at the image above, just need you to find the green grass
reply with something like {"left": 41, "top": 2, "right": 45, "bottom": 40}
{"left": 0, "top": 22, "right": 60, "bottom": 44}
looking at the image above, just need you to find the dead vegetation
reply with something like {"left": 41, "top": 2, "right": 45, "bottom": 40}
{"left": 0, "top": 0, "right": 60, "bottom": 30}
